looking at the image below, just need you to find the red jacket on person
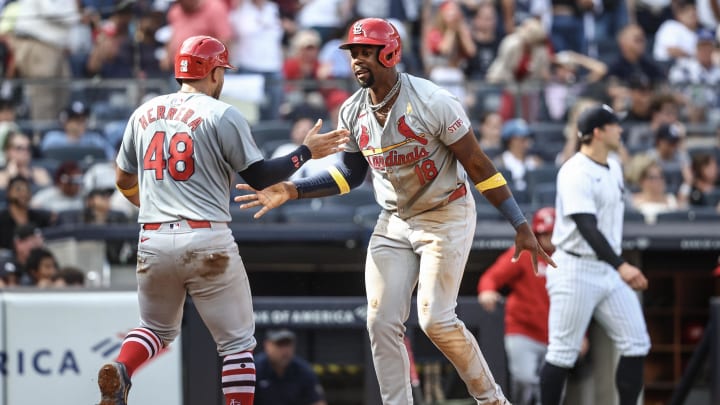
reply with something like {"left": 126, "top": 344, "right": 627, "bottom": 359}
{"left": 477, "top": 247, "right": 550, "bottom": 344}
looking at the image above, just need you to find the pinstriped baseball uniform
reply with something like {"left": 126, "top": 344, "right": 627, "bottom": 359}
{"left": 339, "top": 73, "right": 509, "bottom": 405}
{"left": 116, "top": 92, "right": 260, "bottom": 357}
{"left": 546, "top": 153, "right": 650, "bottom": 368}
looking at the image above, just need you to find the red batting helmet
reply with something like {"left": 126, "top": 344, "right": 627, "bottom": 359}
{"left": 532, "top": 207, "right": 556, "bottom": 234}
{"left": 175, "top": 35, "right": 234, "bottom": 80}
{"left": 339, "top": 18, "right": 402, "bottom": 68}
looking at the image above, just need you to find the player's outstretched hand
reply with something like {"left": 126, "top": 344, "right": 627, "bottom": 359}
{"left": 618, "top": 262, "right": 648, "bottom": 291}
{"left": 234, "top": 181, "right": 296, "bottom": 219}
{"left": 303, "top": 119, "right": 350, "bottom": 159}
{"left": 512, "top": 223, "right": 557, "bottom": 274}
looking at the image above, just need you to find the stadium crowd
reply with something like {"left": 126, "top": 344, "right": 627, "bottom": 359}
{"left": 0, "top": 0, "right": 718, "bottom": 288}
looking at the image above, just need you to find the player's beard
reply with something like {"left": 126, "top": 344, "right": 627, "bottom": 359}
{"left": 357, "top": 71, "right": 375, "bottom": 88}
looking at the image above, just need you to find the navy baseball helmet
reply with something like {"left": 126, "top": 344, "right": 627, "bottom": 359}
{"left": 576, "top": 104, "right": 619, "bottom": 138}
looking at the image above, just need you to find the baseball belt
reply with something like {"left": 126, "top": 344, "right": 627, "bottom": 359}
{"left": 142, "top": 220, "right": 212, "bottom": 230}
{"left": 447, "top": 184, "right": 467, "bottom": 203}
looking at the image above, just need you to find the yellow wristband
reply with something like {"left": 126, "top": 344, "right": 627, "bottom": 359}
{"left": 327, "top": 167, "right": 351, "bottom": 194}
{"left": 116, "top": 183, "right": 139, "bottom": 197}
{"left": 474, "top": 173, "right": 507, "bottom": 193}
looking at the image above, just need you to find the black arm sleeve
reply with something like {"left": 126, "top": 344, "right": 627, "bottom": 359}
{"left": 237, "top": 145, "right": 311, "bottom": 190}
{"left": 570, "top": 213, "right": 625, "bottom": 269}
{"left": 295, "top": 151, "right": 369, "bottom": 199}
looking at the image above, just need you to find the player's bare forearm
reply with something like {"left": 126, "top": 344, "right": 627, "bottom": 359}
{"left": 448, "top": 132, "right": 514, "bottom": 204}
{"left": 115, "top": 167, "right": 140, "bottom": 207}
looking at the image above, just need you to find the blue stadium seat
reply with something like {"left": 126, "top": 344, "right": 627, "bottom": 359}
{"left": 656, "top": 208, "right": 720, "bottom": 223}
{"left": 525, "top": 166, "right": 559, "bottom": 195}
{"left": 531, "top": 183, "right": 557, "bottom": 206}
{"left": 42, "top": 146, "right": 107, "bottom": 165}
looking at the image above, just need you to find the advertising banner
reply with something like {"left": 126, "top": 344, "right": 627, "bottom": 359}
{"left": 0, "top": 291, "right": 182, "bottom": 405}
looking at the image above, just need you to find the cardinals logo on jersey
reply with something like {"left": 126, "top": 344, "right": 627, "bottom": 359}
{"left": 397, "top": 116, "right": 427, "bottom": 145}
{"left": 359, "top": 125, "right": 371, "bottom": 150}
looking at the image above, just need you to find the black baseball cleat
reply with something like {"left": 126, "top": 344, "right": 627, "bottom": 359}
{"left": 97, "top": 362, "right": 132, "bottom": 405}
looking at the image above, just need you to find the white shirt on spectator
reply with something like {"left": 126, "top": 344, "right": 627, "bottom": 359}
{"left": 229, "top": 0, "right": 283, "bottom": 72}
{"left": 30, "top": 187, "right": 84, "bottom": 212}
{"left": 653, "top": 20, "right": 697, "bottom": 62}
{"left": 496, "top": 150, "right": 540, "bottom": 191}
{"left": 13, "top": 0, "right": 80, "bottom": 48}
{"left": 669, "top": 57, "right": 720, "bottom": 84}
{"left": 296, "top": 0, "right": 348, "bottom": 30}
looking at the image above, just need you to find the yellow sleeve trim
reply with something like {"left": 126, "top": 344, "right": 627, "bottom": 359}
{"left": 327, "top": 167, "right": 351, "bottom": 194}
{"left": 116, "top": 182, "right": 139, "bottom": 197}
{"left": 474, "top": 173, "right": 507, "bottom": 193}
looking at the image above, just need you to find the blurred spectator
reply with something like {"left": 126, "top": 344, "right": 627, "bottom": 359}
{"left": 255, "top": 329, "right": 327, "bottom": 405}
{"left": 652, "top": 0, "right": 699, "bottom": 63}
{"left": 295, "top": 0, "right": 353, "bottom": 44}
{"left": 464, "top": 1, "right": 500, "bottom": 81}
{"left": 0, "top": 176, "right": 53, "bottom": 250}
{"left": 40, "top": 101, "right": 115, "bottom": 160}
{"left": 84, "top": 160, "right": 138, "bottom": 220}
{"left": 54, "top": 266, "right": 86, "bottom": 287}
{"left": 423, "top": 1, "right": 476, "bottom": 104}
{"left": 317, "top": 22, "right": 353, "bottom": 81}
{"left": 133, "top": 6, "right": 166, "bottom": 79}
{"left": 606, "top": 24, "right": 663, "bottom": 84}
{"left": 627, "top": 155, "right": 683, "bottom": 224}
{"left": 626, "top": 93, "right": 680, "bottom": 152}
{"left": 0, "top": 224, "right": 44, "bottom": 286}
{"left": 642, "top": 123, "right": 692, "bottom": 188}
{"left": 668, "top": 29, "right": 720, "bottom": 123}
{"left": 85, "top": 1, "right": 135, "bottom": 78}
{"left": 24, "top": 246, "right": 58, "bottom": 287}
{"left": 57, "top": 181, "right": 127, "bottom": 225}
{"left": 549, "top": 0, "right": 591, "bottom": 54}
{"left": 10, "top": 0, "right": 78, "bottom": 122}
{"left": 0, "top": 131, "right": 51, "bottom": 189}
{"left": 478, "top": 111, "right": 503, "bottom": 159}
{"left": 0, "top": 98, "right": 21, "bottom": 163}
{"left": 499, "top": 0, "right": 550, "bottom": 34}
{"left": 161, "top": 0, "right": 233, "bottom": 71}
{"left": 634, "top": 0, "right": 673, "bottom": 38}
{"left": 283, "top": 29, "right": 325, "bottom": 110}
{"left": 544, "top": 50, "right": 607, "bottom": 121}
{"left": 486, "top": 18, "right": 552, "bottom": 121}
{"left": 682, "top": 152, "right": 718, "bottom": 206}
{"left": 271, "top": 117, "right": 341, "bottom": 180}
{"left": 494, "top": 118, "right": 543, "bottom": 190}
{"left": 229, "top": 0, "right": 285, "bottom": 121}
{"left": 30, "top": 161, "right": 85, "bottom": 213}
{"left": 696, "top": 0, "right": 720, "bottom": 30}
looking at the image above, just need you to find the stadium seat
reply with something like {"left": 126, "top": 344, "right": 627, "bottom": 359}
{"left": 525, "top": 166, "right": 559, "bottom": 195}
{"left": 281, "top": 203, "right": 355, "bottom": 224}
{"left": 251, "top": 120, "right": 292, "bottom": 144}
{"left": 42, "top": 146, "right": 107, "bottom": 166}
{"left": 531, "top": 183, "right": 557, "bottom": 206}
{"left": 656, "top": 208, "right": 720, "bottom": 223}
{"left": 229, "top": 205, "right": 281, "bottom": 223}
{"left": 624, "top": 209, "right": 646, "bottom": 223}
{"left": 325, "top": 186, "right": 376, "bottom": 208}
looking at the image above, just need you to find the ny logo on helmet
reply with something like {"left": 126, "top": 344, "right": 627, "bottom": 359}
{"left": 179, "top": 59, "right": 189, "bottom": 73}
{"left": 353, "top": 22, "right": 365, "bottom": 36}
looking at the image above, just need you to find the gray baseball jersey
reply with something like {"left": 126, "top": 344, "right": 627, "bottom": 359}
{"left": 116, "top": 92, "right": 263, "bottom": 223}
{"left": 339, "top": 73, "right": 471, "bottom": 218}
{"left": 552, "top": 153, "right": 624, "bottom": 256}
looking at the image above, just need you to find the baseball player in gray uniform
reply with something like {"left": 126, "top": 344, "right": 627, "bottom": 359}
{"left": 235, "top": 18, "right": 555, "bottom": 405}
{"left": 540, "top": 104, "right": 651, "bottom": 405}
{"left": 96, "top": 35, "right": 348, "bottom": 405}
